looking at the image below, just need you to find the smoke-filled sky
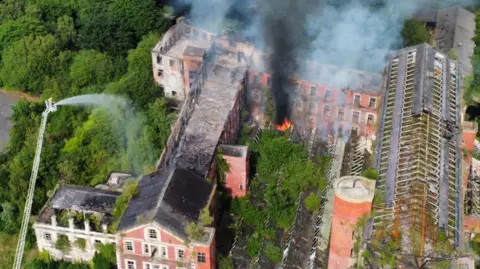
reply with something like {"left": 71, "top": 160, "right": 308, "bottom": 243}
{"left": 168, "top": 0, "right": 475, "bottom": 122}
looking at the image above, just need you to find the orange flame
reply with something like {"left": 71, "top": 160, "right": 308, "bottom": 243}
{"left": 275, "top": 118, "right": 292, "bottom": 132}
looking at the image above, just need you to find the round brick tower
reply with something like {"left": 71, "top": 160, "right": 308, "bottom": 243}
{"left": 328, "top": 176, "right": 375, "bottom": 269}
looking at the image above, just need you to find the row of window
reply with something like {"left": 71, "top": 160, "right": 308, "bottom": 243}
{"left": 124, "top": 241, "right": 205, "bottom": 263}
{"left": 156, "top": 56, "right": 177, "bottom": 68}
{"left": 43, "top": 232, "right": 108, "bottom": 246}
{"left": 126, "top": 260, "right": 191, "bottom": 269}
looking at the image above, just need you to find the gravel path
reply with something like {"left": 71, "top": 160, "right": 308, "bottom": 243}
{"left": 0, "top": 92, "right": 21, "bottom": 151}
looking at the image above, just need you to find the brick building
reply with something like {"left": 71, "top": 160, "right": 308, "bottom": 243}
{"left": 116, "top": 169, "right": 217, "bottom": 269}
{"left": 328, "top": 176, "right": 375, "bottom": 269}
{"left": 246, "top": 65, "right": 383, "bottom": 138}
{"left": 218, "top": 145, "right": 249, "bottom": 198}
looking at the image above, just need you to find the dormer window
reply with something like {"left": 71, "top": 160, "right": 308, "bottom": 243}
{"left": 148, "top": 229, "right": 158, "bottom": 239}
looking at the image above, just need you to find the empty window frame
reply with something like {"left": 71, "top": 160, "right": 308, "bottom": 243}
{"left": 197, "top": 252, "right": 206, "bottom": 263}
{"left": 309, "top": 103, "right": 316, "bottom": 113}
{"left": 240, "top": 184, "right": 244, "bottom": 190}
{"left": 169, "top": 59, "right": 175, "bottom": 68}
{"left": 354, "top": 94, "right": 361, "bottom": 104}
{"left": 369, "top": 97, "right": 376, "bottom": 108}
{"left": 157, "top": 69, "right": 163, "bottom": 77}
{"left": 310, "top": 86, "right": 316, "bottom": 96}
{"left": 323, "top": 105, "right": 330, "bottom": 117}
{"left": 367, "top": 114, "right": 374, "bottom": 125}
{"left": 353, "top": 111, "right": 360, "bottom": 123}
{"left": 325, "top": 89, "right": 331, "bottom": 99}
{"left": 338, "top": 109, "right": 344, "bottom": 120}
{"left": 44, "top": 233, "right": 52, "bottom": 242}
{"left": 156, "top": 55, "right": 162, "bottom": 64}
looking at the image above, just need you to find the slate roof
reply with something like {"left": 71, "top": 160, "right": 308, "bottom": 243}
{"left": 50, "top": 185, "right": 121, "bottom": 213}
{"left": 117, "top": 168, "right": 214, "bottom": 239}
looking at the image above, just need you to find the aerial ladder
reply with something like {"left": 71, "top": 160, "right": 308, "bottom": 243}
{"left": 13, "top": 98, "right": 57, "bottom": 269}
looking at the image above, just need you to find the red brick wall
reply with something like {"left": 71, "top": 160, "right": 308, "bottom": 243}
{"left": 328, "top": 195, "right": 372, "bottom": 269}
{"left": 246, "top": 70, "right": 381, "bottom": 138}
{"left": 222, "top": 154, "right": 249, "bottom": 197}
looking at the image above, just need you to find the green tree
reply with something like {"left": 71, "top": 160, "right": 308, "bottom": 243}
{"left": 304, "top": 192, "right": 320, "bottom": 212}
{"left": 55, "top": 15, "right": 75, "bottom": 47}
{"left": 0, "top": 0, "right": 25, "bottom": 24}
{"left": 264, "top": 242, "right": 282, "bottom": 264}
{"left": 69, "top": 50, "right": 115, "bottom": 88}
{"left": 0, "top": 16, "right": 46, "bottom": 56}
{"left": 401, "top": 19, "right": 430, "bottom": 47}
{"left": 106, "top": 33, "right": 162, "bottom": 109}
{"left": 0, "top": 34, "right": 61, "bottom": 94}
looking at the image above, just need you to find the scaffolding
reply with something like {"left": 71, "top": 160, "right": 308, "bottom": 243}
{"left": 373, "top": 45, "right": 462, "bottom": 259}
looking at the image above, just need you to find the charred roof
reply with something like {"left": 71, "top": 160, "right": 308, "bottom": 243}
{"left": 50, "top": 185, "right": 121, "bottom": 214}
{"left": 117, "top": 168, "right": 214, "bottom": 239}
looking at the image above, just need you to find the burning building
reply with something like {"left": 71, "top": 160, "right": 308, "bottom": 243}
{"left": 247, "top": 64, "right": 383, "bottom": 139}
{"left": 373, "top": 43, "right": 463, "bottom": 254}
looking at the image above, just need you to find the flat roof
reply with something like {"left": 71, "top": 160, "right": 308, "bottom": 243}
{"left": 334, "top": 176, "right": 375, "bottom": 203}
{"left": 50, "top": 185, "right": 121, "bottom": 213}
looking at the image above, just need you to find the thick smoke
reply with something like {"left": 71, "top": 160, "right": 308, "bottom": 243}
{"left": 171, "top": 0, "right": 475, "bottom": 123}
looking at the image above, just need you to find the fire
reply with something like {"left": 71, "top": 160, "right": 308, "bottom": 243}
{"left": 275, "top": 118, "right": 292, "bottom": 132}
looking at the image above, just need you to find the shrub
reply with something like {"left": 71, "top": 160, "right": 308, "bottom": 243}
{"left": 264, "top": 242, "right": 282, "bottom": 264}
{"left": 362, "top": 167, "right": 379, "bottom": 180}
{"left": 75, "top": 238, "right": 86, "bottom": 250}
{"left": 218, "top": 255, "right": 234, "bottom": 269}
{"left": 55, "top": 234, "right": 70, "bottom": 253}
{"left": 304, "top": 193, "right": 320, "bottom": 212}
{"left": 245, "top": 233, "right": 262, "bottom": 258}
{"left": 110, "top": 179, "right": 139, "bottom": 232}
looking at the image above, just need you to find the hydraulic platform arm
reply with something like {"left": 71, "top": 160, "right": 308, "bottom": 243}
{"left": 13, "top": 98, "right": 56, "bottom": 269}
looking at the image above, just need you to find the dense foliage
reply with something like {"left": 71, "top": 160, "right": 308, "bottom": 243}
{"left": 0, "top": 0, "right": 174, "bottom": 265}
{"left": 231, "top": 130, "right": 330, "bottom": 258}
{"left": 400, "top": 18, "right": 430, "bottom": 47}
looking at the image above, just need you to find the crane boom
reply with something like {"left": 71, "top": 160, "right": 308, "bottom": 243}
{"left": 13, "top": 98, "right": 56, "bottom": 269}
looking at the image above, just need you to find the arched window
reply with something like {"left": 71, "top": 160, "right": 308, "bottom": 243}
{"left": 148, "top": 229, "right": 158, "bottom": 239}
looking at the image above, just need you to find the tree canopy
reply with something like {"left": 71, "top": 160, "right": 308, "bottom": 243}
{"left": 0, "top": 0, "right": 174, "bottom": 264}
{"left": 400, "top": 18, "right": 430, "bottom": 47}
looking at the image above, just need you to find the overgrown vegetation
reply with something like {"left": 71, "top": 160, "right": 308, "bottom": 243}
{"left": 74, "top": 238, "right": 86, "bottom": 251}
{"left": 216, "top": 148, "right": 231, "bottom": 184}
{"left": 218, "top": 255, "right": 235, "bottom": 269}
{"left": 110, "top": 179, "right": 139, "bottom": 232}
{"left": 54, "top": 234, "right": 70, "bottom": 253}
{"left": 361, "top": 167, "right": 379, "bottom": 180}
{"left": 264, "top": 242, "right": 282, "bottom": 264}
{"left": 231, "top": 130, "right": 330, "bottom": 258}
{"left": 400, "top": 18, "right": 430, "bottom": 47}
{"left": 304, "top": 192, "right": 320, "bottom": 212}
{"left": 186, "top": 207, "right": 213, "bottom": 241}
